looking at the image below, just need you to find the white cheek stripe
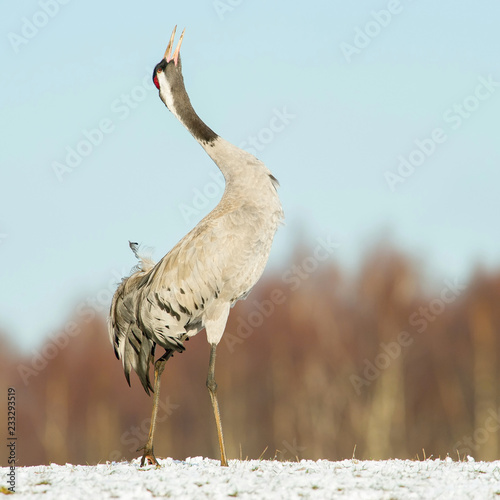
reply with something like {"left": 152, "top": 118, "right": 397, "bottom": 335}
{"left": 158, "top": 72, "right": 183, "bottom": 123}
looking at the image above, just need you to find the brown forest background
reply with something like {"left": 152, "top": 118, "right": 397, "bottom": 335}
{"left": 1, "top": 243, "right": 500, "bottom": 467}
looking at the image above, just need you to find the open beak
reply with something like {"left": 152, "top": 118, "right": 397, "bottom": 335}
{"left": 163, "top": 26, "right": 185, "bottom": 66}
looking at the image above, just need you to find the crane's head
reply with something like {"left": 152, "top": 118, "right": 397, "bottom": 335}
{"left": 151, "top": 26, "right": 217, "bottom": 143}
{"left": 152, "top": 26, "right": 186, "bottom": 113}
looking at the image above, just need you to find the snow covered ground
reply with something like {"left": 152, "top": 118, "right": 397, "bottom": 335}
{"left": 2, "top": 457, "right": 500, "bottom": 499}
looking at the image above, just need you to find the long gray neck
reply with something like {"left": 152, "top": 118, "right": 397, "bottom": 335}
{"left": 200, "top": 137, "right": 260, "bottom": 186}
{"left": 161, "top": 76, "right": 218, "bottom": 145}
{"left": 161, "top": 72, "right": 271, "bottom": 193}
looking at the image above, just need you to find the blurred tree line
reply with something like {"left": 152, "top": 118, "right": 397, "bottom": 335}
{"left": 1, "top": 243, "right": 500, "bottom": 466}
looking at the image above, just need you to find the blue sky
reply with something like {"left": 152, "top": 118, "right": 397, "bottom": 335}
{"left": 1, "top": 0, "right": 500, "bottom": 351}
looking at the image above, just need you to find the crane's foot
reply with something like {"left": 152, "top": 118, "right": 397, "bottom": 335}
{"left": 138, "top": 445, "right": 160, "bottom": 467}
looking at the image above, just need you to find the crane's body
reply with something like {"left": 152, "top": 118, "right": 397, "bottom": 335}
{"left": 108, "top": 27, "right": 283, "bottom": 467}
{"left": 111, "top": 135, "right": 282, "bottom": 392}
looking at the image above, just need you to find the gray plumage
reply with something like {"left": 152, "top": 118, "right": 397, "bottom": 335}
{"left": 108, "top": 32, "right": 283, "bottom": 396}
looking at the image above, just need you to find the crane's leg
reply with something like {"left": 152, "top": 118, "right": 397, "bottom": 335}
{"left": 206, "top": 343, "right": 228, "bottom": 466}
{"left": 138, "top": 351, "right": 172, "bottom": 467}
